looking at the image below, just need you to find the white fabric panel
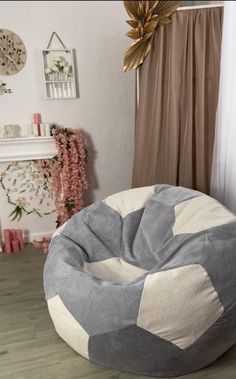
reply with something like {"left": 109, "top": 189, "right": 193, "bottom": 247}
{"left": 47, "top": 295, "right": 89, "bottom": 358}
{"left": 211, "top": 1, "right": 236, "bottom": 214}
{"left": 84, "top": 257, "right": 147, "bottom": 284}
{"left": 137, "top": 264, "right": 224, "bottom": 349}
{"left": 173, "top": 195, "right": 235, "bottom": 235}
{"left": 103, "top": 186, "right": 155, "bottom": 218}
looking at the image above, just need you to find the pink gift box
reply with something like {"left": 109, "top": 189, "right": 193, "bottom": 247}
{"left": 16, "top": 229, "right": 24, "bottom": 250}
{"left": 3, "top": 228, "right": 24, "bottom": 253}
{"left": 3, "top": 229, "right": 12, "bottom": 254}
{"left": 12, "top": 239, "right": 20, "bottom": 252}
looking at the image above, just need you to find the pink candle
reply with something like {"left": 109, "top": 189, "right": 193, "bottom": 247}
{"left": 3, "top": 229, "right": 12, "bottom": 254}
{"left": 16, "top": 229, "right": 24, "bottom": 250}
{"left": 12, "top": 239, "right": 20, "bottom": 252}
{"left": 33, "top": 113, "right": 42, "bottom": 124}
{"left": 33, "top": 113, "right": 42, "bottom": 136}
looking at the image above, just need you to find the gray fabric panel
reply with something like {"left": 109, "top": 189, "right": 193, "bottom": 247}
{"left": 44, "top": 235, "right": 145, "bottom": 336}
{"left": 149, "top": 233, "right": 205, "bottom": 272}
{"left": 44, "top": 235, "right": 85, "bottom": 300}
{"left": 184, "top": 309, "right": 236, "bottom": 370}
{"left": 120, "top": 185, "right": 200, "bottom": 270}
{"left": 153, "top": 185, "right": 201, "bottom": 207}
{"left": 201, "top": 222, "right": 236, "bottom": 310}
{"left": 61, "top": 201, "right": 122, "bottom": 262}
{"left": 131, "top": 203, "right": 174, "bottom": 270}
{"left": 89, "top": 325, "right": 183, "bottom": 377}
{"left": 88, "top": 310, "right": 236, "bottom": 377}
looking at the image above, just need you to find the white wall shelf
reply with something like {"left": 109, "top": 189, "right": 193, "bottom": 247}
{"left": 0, "top": 137, "right": 57, "bottom": 163}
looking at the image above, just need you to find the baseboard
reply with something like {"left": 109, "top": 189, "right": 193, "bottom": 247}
{"left": 0, "top": 230, "right": 56, "bottom": 251}
{"left": 24, "top": 230, "right": 55, "bottom": 243}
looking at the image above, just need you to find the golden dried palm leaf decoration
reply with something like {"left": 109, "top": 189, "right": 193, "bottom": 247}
{"left": 123, "top": 1, "right": 180, "bottom": 72}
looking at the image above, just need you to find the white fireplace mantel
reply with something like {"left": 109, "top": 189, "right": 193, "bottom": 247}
{"left": 0, "top": 137, "right": 57, "bottom": 163}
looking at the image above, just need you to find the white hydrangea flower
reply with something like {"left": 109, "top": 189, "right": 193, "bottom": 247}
{"left": 53, "top": 56, "right": 61, "bottom": 63}
{"left": 51, "top": 65, "right": 59, "bottom": 72}
{"left": 63, "top": 65, "right": 71, "bottom": 73}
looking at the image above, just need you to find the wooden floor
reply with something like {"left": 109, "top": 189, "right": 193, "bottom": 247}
{"left": 0, "top": 245, "right": 236, "bottom": 379}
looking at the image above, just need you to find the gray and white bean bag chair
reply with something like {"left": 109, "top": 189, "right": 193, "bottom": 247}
{"left": 44, "top": 185, "right": 236, "bottom": 377}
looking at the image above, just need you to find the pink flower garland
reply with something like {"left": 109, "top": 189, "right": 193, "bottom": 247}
{"left": 33, "top": 126, "right": 88, "bottom": 252}
{"left": 36, "top": 126, "right": 88, "bottom": 227}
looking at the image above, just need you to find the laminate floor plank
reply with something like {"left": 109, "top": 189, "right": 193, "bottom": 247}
{"left": 0, "top": 245, "right": 235, "bottom": 379}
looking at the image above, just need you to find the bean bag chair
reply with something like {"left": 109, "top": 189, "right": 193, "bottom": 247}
{"left": 44, "top": 185, "right": 236, "bottom": 377}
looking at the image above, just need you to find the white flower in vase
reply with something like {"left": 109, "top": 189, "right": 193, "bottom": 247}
{"left": 51, "top": 65, "right": 59, "bottom": 72}
{"left": 51, "top": 65, "right": 60, "bottom": 80}
{"left": 53, "top": 56, "right": 61, "bottom": 63}
{"left": 58, "top": 61, "right": 65, "bottom": 68}
{"left": 63, "top": 65, "right": 71, "bottom": 79}
{"left": 63, "top": 64, "right": 70, "bottom": 72}
{"left": 59, "top": 56, "right": 66, "bottom": 62}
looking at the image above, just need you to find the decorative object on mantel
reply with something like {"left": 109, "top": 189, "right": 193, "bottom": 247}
{"left": 0, "top": 161, "right": 55, "bottom": 221}
{"left": 33, "top": 113, "right": 42, "bottom": 136}
{"left": 3, "top": 124, "right": 21, "bottom": 138}
{"left": 21, "top": 113, "right": 51, "bottom": 137}
{"left": 3, "top": 229, "right": 24, "bottom": 254}
{"left": 30, "top": 113, "right": 52, "bottom": 137}
{"left": 28, "top": 122, "right": 51, "bottom": 137}
{"left": 123, "top": 0, "right": 180, "bottom": 72}
{"left": 0, "top": 113, "right": 52, "bottom": 139}
{"left": 0, "top": 28, "right": 27, "bottom": 75}
{"left": 36, "top": 125, "right": 88, "bottom": 227}
{"left": 0, "top": 80, "right": 12, "bottom": 95}
{"left": 42, "top": 32, "right": 77, "bottom": 99}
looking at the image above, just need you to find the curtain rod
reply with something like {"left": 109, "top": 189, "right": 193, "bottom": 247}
{"left": 177, "top": 3, "right": 224, "bottom": 11}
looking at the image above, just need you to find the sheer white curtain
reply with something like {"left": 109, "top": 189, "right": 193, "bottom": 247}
{"left": 211, "top": 1, "right": 236, "bottom": 213}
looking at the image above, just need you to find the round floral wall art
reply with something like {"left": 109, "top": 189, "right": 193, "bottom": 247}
{"left": 0, "top": 161, "right": 55, "bottom": 221}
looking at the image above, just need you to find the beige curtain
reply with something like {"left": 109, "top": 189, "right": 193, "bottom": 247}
{"left": 132, "top": 7, "right": 223, "bottom": 194}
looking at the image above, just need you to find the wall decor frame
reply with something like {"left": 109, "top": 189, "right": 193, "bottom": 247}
{"left": 42, "top": 32, "right": 77, "bottom": 100}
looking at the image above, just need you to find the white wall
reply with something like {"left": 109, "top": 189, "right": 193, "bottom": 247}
{"left": 0, "top": 1, "right": 135, "bottom": 242}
